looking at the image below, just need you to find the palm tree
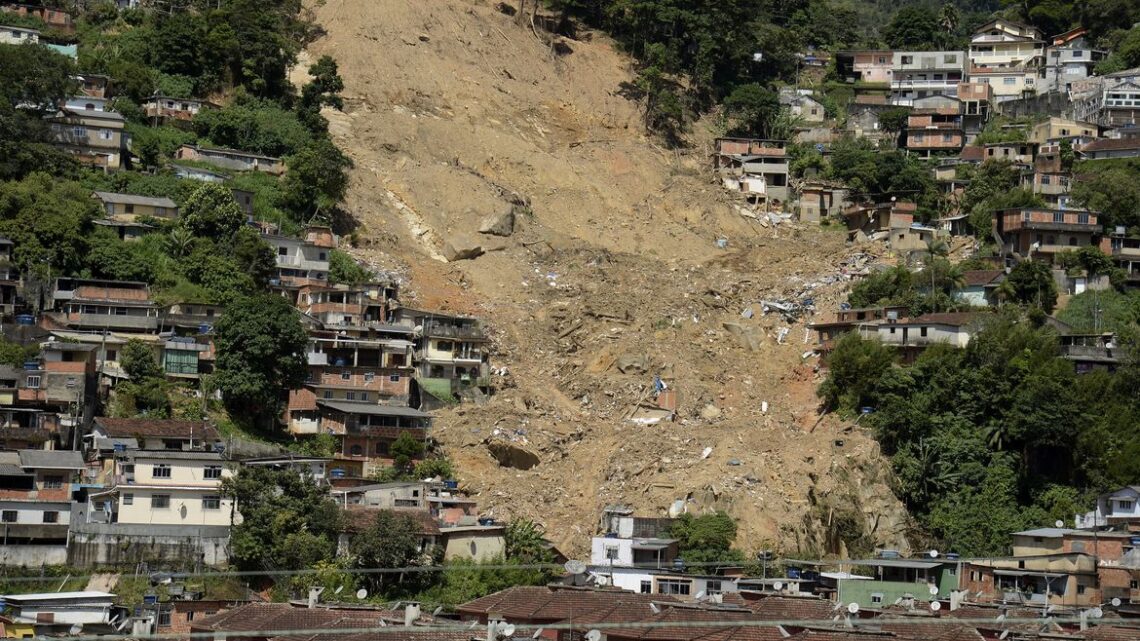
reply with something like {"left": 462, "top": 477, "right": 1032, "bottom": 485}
{"left": 925, "top": 239, "right": 951, "bottom": 311}
{"left": 940, "top": 3, "right": 960, "bottom": 35}
{"left": 167, "top": 226, "right": 193, "bottom": 258}
{"left": 994, "top": 278, "right": 1016, "bottom": 307}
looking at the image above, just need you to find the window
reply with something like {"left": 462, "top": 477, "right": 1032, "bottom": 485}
{"left": 902, "top": 55, "right": 913, "bottom": 64}
{"left": 1042, "top": 175, "right": 1051, "bottom": 185}
{"left": 1054, "top": 211, "right": 1065, "bottom": 223}
{"left": 341, "top": 371, "right": 351, "bottom": 380}
{"left": 346, "top": 391, "right": 356, "bottom": 401}
{"left": 389, "top": 374, "right": 401, "bottom": 382}
{"left": 125, "top": 204, "right": 135, "bottom": 214}
{"left": 123, "top": 493, "right": 133, "bottom": 506}
{"left": 157, "top": 608, "right": 172, "bottom": 628}
{"left": 1073, "top": 50, "right": 1084, "bottom": 58}
{"left": 870, "top": 593, "right": 884, "bottom": 605}
{"left": 640, "top": 580, "right": 652, "bottom": 594}
{"left": 202, "top": 495, "right": 221, "bottom": 510}
{"left": 204, "top": 466, "right": 222, "bottom": 480}
{"left": 364, "top": 372, "right": 375, "bottom": 383}
{"left": 1003, "top": 77, "right": 1016, "bottom": 85}
{"left": 43, "top": 511, "right": 58, "bottom": 523}
{"left": 2, "top": 510, "right": 16, "bottom": 523}
{"left": 152, "top": 464, "right": 172, "bottom": 479}
{"left": 920, "top": 327, "right": 929, "bottom": 337}
{"left": 657, "top": 579, "right": 692, "bottom": 596}
{"left": 360, "top": 393, "right": 369, "bottom": 402}
{"left": 1077, "top": 584, "right": 1087, "bottom": 595}
{"left": 605, "top": 545, "right": 620, "bottom": 561}
{"left": 971, "top": 571, "right": 981, "bottom": 582}
{"left": 375, "top": 441, "right": 389, "bottom": 456}
{"left": 26, "top": 375, "right": 40, "bottom": 389}
{"left": 1131, "top": 580, "right": 1139, "bottom": 590}
{"left": 43, "top": 475, "right": 63, "bottom": 489}
{"left": 99, "top": 129, "right": 113, "bottom": 140}
{"left": 107, "top": 350, "right": 117, "bottom": 361}
{"left": 318, "top": 252, "right": 327, "bottom": 261}
{"left": 1119, "top": 500, "right": 1135, "bottom": 511}
{"left": 944, "top": 54, "right": 957, "bottom": 63}
{"left": 706, "top": 580, "right": 723, "bottom": 595}
{"left": 72, "top": 126, "right": 87, "bottom": 137}
{"left": 278, "top": 247, "right": 288, "bottom": 256}
{"left": 323, "top": 391, "right": 333, "bottom": 399}
{"left": 151, "top": 494, "right": 170, "bottom": 509}
{"left": 942, "top": 133, "right": 953, "bottom": 142}
{"left": 1078, "top": 213, "right": 1089, "bottom": 225}
{"left": 350, "top": 445, "right": 363, "bottom": 456}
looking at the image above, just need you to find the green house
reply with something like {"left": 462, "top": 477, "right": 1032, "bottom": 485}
{"left": 836, "top": 558, "right": 961, "bottom": 609}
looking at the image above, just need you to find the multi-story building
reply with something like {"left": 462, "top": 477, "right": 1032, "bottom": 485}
{"left": 265, "top": 233, "right": 331, "bottom": 295}
{"left": 982, "top": 141, "right": 1037, "bottom": 166}
{"left": 393, "top": 308, "right": 491, "bottom": 392}
{"left": 994, "top": 207, "right": 1101, "bottom": 263}
{"left": 1043, "top": 27, "right": 1106, "bottom": 94}
{"left": 47, "top": 278, "right": 158, "bottom": 333}
{"left": 46, "top": 107, "right": 128, "bottom": 171}
{"left": 1028, "top": 117, "right": 1099, "bottom": 146}
{"left": 1099, "top": 69, "right": 1140, "bottom": 127}
{"left": 958, "top": 82, "right": 993, "bottom": 142}
{"left": 969, "top": 19, "right": 1045, "bottom": 102}
{"left": 86, "top": 450, "right": 234, "bottom": 526}
{"left": 889, "top": 51, "right": 966, "bottom": 106}
{"left": 835, "top": 50, "right": 894, "bottom": 84}
{"left": 1022, "top": 144, "right": 1073, "bottom": 208}
{"left": 0, "top": 449, "right": 83, "bottom": 565}
{"left": 905, "top": 105, "right": 964, "bottom": 157}
{"left": 0, "top": 237, "right": 18, "bottom": 316}
{"left": 1106, "top": 228, "right": 1140, "bottom": 288}
{"left": 0, "top": 24, "right": 39, "bottom": 44}
{"left": 713, "top": 138, "right": 789, "bottom": 204}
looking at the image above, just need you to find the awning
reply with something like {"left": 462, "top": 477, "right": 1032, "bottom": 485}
{"left": 317, "top": 400, "right": 432, "bottom": 418}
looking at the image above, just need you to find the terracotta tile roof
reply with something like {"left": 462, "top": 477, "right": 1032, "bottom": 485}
{"left": 905, "top": 312, "right": 986, "bottom": 326}
{"left": 961, "top": 270, "right": 1003, "bottom": 287}
{"left": 457, "top": 585, "right": 676, "bottom": 622}
{"left": 606, "top": 605, "right": 781, "bottom": 641}
{"left": 745, "top": 596, "right": 836, "bottom": 622}
{"left": 93, "top": 417, "right": 219, "bottom": 440}
{"left": 341, "top": 508, "right": 441, "bottom": 536}
{"left": 959, "top": 147, "right": 984, "bottom": 162}
{"left": 784, "top": 629, "right": 895, "bottom": 641}
{"left": 1081, "top": 137, "right": 1140, "bottom": 154}
{"left": 74, "top": 285, "right": 152, "bottom": 302}
{"left": 1083, "top": 625, "right": 1140, "bottom": 641}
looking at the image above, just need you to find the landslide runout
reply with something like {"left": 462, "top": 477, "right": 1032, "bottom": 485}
{"left": 298, "top": 0, "right": 912, "bottom": 557}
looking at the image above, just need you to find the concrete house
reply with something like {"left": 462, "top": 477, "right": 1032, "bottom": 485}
{"left": 953, "top": 270, "right": 1005, "bottom": 306}
{"left": 264, "top": 234, "right": 330, "bottom": 289}
{"left": 142, "top": 96, "right": 215, "bottom": 122}
{"left": 797, "top": 182, "right": 849, "bottom": 223}
{"left": 1100, "top": 70, "right": 1140, "bottom": 127}
{"left": 1029, "top": 117, "right": 1099, "bottom": 146}
{"left": 1044, "top": 27, "right": 1106, "bottom": 94}
{"left": 968, "top": 19, "right": 1045, "bottom": 102}
{"left": 1, "top": 4, "right": 74, "bottom": 33}
{"left": 961, "top": 552, "right": 1101, "bottom": 607}
{"left": 995, "top": 207, "right": 1101, "bottom": 263}
{"left": 91, "top": 191, "right": 178, "bottom": 221}
{"left": 713, "top": 138, "right": 790, "bottom": 204}
{"left": 49, "top": 278, "right": 158, "bottom": 333}
{"left": 0, "top": 24, "right": 38, "bottom": 44}
{"left": 890, "top": 50, "right": 966, "bottom": 106}
{"left": 835, "top": 50, "right": 894, "bottom": 84}
{"left": 0, "top": 449, "right": 82, "bottom": 565}
{"left": 0, "top": 592, "right": 124, "bottom": 635}
{"left": 1080, "top": 136, "right": 1140, "bottom": 160}
{"left": 905, "top": 105, "right": 964, "bottom": 156}
{"left": 1075, "top": 486, "right": 1140, "bottom": 529}
{"left": 86, "top": 449, "right": 234, "bottom": 527}
{"left": 859, "top": 312, "right": 986, "bottom": 362}
{"left": 836, "top": 556, "right": 961, "bottom": 609}
{"left": 46, "top": 108, "right": 127, "bottom": 171}
{"left": 779, "top": 90, "right": 826, "bottom": 124}
{"left": 88, "top": 417, "right": 221, "bottom": 453}
{"left": 176, "top": 145, "right": 285, "bottom": 175}
{"left": 393, "top": 308, "right": 491, "bottom": 394}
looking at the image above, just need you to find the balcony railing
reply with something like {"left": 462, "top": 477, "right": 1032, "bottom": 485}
{"left": 423, "top": 321, "right": 486, "bottom": 340}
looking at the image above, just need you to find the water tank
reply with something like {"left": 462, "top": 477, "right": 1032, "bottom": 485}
{"left": 946, "top": 552, "right": 960, "bottom": 561}
{"left": 22, "top": 361, "right": 38, "bottom": 370}
{"left": 15, "top": 314, "right": 34, "bottom": 326}
{"left": 786, "top": 567, "right": 802, "bottom": 579}
{"left": 198, "top": 323, "right": 211, "bottom": 334}
{"left": 444, "top": 480, "right": 459, "bottom": 489}
{"left": 330, "top": 468, "right": 346, "bottom": 478}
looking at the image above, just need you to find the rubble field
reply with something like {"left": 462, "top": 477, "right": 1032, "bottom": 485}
{"left": 297, "top": 0, "right": 914, "bottom": 557}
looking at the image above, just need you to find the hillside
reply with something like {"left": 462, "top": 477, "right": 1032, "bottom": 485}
{"left": 296, "top": 0, "right": 912, "bottom": 558}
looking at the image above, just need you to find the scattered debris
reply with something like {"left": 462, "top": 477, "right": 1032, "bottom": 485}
{"left": 701, "top": 447, "right": 714, "bottom": 459}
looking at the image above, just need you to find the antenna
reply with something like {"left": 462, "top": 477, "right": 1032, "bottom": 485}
{"left": 930, "top": 601, "right": 942, "bottom": 612}
{"left": 1112, "top": 598, "right": 1123, "bottom": 607}
{"left": 847, "top": 603, "right": 860, "bottom": 615}
{"left": 585, "top": 630, "right": 602, "bottom": 641}
{"left": 773, "top": 581, "right": 784, "bottom": 591}
{"left": 928, "top": 550, "right": 939, "bottom": 559}
{"left": 355, "top": 589, "right": 368, "bottom": 600}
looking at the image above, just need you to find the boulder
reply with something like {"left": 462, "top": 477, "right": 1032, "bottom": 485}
{"left": 722, "top": 322, "right": 761, "bottom": 351}
{"left": 443, "top": 234, "right": 485, "bottom": 261}
{"left": 479, "top": 206, "right": 516, "bottom": 237}
{"left": 615, "top": 353, "right": 650, "bottom": 375}
{"left": 487, "top": 441, "right": 541, "bottom": 470}
{"left": 700, "top": 404, "right": 722, "bottom": 420}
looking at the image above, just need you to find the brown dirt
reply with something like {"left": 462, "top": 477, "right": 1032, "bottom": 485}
{"left": 297, "top": 0, "right": 913, "bottom": 559}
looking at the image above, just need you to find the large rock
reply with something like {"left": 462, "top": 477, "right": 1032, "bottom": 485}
{"left": 722, "top": 322, "right": 761, "bottom": 351}
{"left": 479, "top": 206, "right": 516, "bottom": 237}
{"left": 615, "top": 353, "right": 650, "bottom": 375}
{"left": 487, "top": 441, "right": 541, "bottom": 470}
{"left": 443, "top": 234, "right": 486, "bottom": 261}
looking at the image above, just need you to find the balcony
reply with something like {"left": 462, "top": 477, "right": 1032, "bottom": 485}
{"left": 422, "top": 320, "right": 486, "bottom": 340}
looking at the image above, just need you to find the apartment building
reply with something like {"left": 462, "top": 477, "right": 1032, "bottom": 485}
{"left": 46, "top": 108, "right": 128, "bottom": 171}
{"left": 87, "top": 450, "right": 233, "bottom": 527}
{"left": 889, "top": 51, "right": 966, "bottom": 106}
{"left": 995, "top": 207, "right": 1102, "bottom": 263}
{"left": 969, "top": 19, "right": 1045, "bottom": 102}
{"left": 1043, "top": 27, "right": 1106, "bottom": 94}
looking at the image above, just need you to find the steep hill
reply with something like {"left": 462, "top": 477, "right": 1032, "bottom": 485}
{"left": 296, "top": 0, "right": 912, "bottom": 558}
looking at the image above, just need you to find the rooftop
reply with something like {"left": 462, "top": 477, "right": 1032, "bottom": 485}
{"left": 317, "top": 400, "right": 432, "bottom": 419}
{"left": 93, "top": 417, "right": 220, "bottom": 440}
{"left": 17, "top": 449, "right": 84, "bottom": 470}
{"left": 91, "top": 191, "right": 177, "bottom": 209}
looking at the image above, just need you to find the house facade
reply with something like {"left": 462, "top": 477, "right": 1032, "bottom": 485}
{"left": 86, "top": 450, "right": 233, "bottom": 527}
{"left": 890, "top": 51, "right": 966, "bottom": 106}
{"left": 46, "top": 108, "right": 127, "bottom": 171}
{"left": 995, "top": 207, "right": 1101, "bottom": 263}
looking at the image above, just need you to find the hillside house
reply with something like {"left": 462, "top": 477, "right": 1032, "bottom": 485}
{"left": 713, "top": 138, "right": 790, "bottom": 203}
{"left": 86, "top": 450, "right": 234, "bottom": 527}
{"left": 46, "top": 108, "right": 127, "bottom": 171}
{"left": 1024, "top": 144, "right": 1075, "bottom": 208}
{"left": 984, "top": 141, "right": 1037, "bottom": 166}
{"left": 968, "top": 19, "right": 1045, "bottom": 102}
{"left": 171, "top": 163, "right": 227, "bottom": 183}
{"left": 77, "top": 73, "right": 111, "bottom": 99}
{"left": 0, "top": 24, "right": 38, "bottom": 44}
{"left": 809, "top": 305, "right": 910, "bottom": 356}
{"left": 0, "top": 238, "right": 18, "bottom": 316}
{"left": 175, "top": 145, "right": 285, "bottom": 175}
{"left": 995, "top": 207, "right": 1101, "bottom": 263}
{"left": 858, "top": 312, "right": 986, "bottom": 362}
{"left": 1107, "top": 230, "right": 1140, "bottom": 287}
{"left": 393, "top": 308, "right": 491, "bottom": 396}
{"left": 142, "top": 96, "right": 215, "bottom": 122}
{"left": 265, "top": 234, "right": 330, "bottom": 291}
{"left": 1029, "top": 117, "right": 1100, "bottom": 145}
{"left": 961, "top": 553, "right": 1100, "bottom": 607}
{"left": 1, "top": 4, "right": 73, "bottom": 32}
{"left": 959, "top": 82, "right": 994, "bottom": 142}
{"left": 92, "top": 191, "right": 178, "bottom": 221}
{"left": 835, "top": 50, "right": 894, "bottom": 84}
{"left": 890, "top": 51, "right": 966, "bottom": 106}
{"left": 332, "top": 481, "right": 428, "bottom": 509}
{"left": 0, "top": 592, "right": 124, "bottom": 636}
{"left": 797, "top": 182, "right": 849, "bottom": 223}
{"left": 88, "top": 417, "right": 221, "bottom": 453}
{"left": 778, "top": 90, "right": 826, "bottom": 124}
{"left": 905, "top": 106, "right": 964, "bottom": 156}
{"left": 1080, "top": 136, "right": 1140, "bottom": 160}
{"left": 1075, "top": 486, "right": 1140, "bottom": 529}
{"left": 836, "top": 557, "right": 961, "bottom": 609}
{"left": 952, "top": 270, "right": 1005, "bottom": 306}
{"left": 1100, "top": 69, "right": 1140, "bottom": 127}
{"left": 49, "top": 278, "right": 158, "bottom": 333}
{"left": 842, "top": 201, "right": 916, "bottom": 239}
{"left": 1043, "top": 28, "right": 1106, "bottom": 94}
{"left": 0, "top": 449, "right": 82, "bottom": 564}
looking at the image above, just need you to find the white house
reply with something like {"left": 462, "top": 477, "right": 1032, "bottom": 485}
{"left": 588, "top": 565, "right": 739, "bottom": 598}
{"left": 0, "top": 591, "right": 123, "bottom": 633}
{"left": 0, "top": 25, "right": 39, "bottom": 45}
{"left": 1075, "top": 486, "right": 1140, "bottom": 529}
{"left": 87, "top": 450, "right": 235, "bottom": 527}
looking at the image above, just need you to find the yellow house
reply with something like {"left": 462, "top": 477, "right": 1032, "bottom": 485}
{"left": 87, "top": 451, "right": 235, "bottom": 527}
{"left": 91, "top": 191, "right": 179, "bottom": 221}
{"left": 47, "top": 108, "right": 127, "bottom": 171}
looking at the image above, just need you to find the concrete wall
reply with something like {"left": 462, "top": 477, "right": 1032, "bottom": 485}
{"left": 115, "top": 487, "right": 233, "bottom": 526}
{"left": 0, "top": 544, "right": 68, "bottom": 566}
{"left": 442, "top": 529, "right": 505, "bottom": 562}
{"left": 998, "top": 91, "right": 1072, "bottom": 118}
{"left": 67, "top": 520, "right": 230, "bottom": 567}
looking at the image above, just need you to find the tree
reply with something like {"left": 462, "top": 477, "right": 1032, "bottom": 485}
{"left": 231, "top": 227, "right": 277, "bottom": 289}
{"left": 818, "top": 332, "right": 897, "bottom": 412}
{"left": 225, "top": 467, "right": 343, "bottom": 573}
{"left": 503, "top": 519, "right": 553, "bottom": 564}
{"left": 181, "top": 182, "right": 245, "bottom": 239}
{"left": 350, "top": 510, "right": 434, "bottom": 595}
{"left": 723, "top": 84, "right": 779, "bottom": 138}
{"left": 297, "top": 55, "right": 345, "bottom": 135}
{"left": 668, "top": 512, "right": 745, "bottom": 568}
{"left": 329, "top": 249, "right": 370, "bottom": 285}
{"left": 878, "top": 107, "right": 910, "bottom": 135}
{"left": 192, "top": 98, "right": 312, "bottom": 157}
{"left": 122, "top": 339, "right": 163, "bottom": 381}
{"left": 213, "top": 294, "right": 309, "bottom": 428}
{"left": 1070, "top": 162, "right": 1140, "bottom": 232}
{"left": 1006, "top": 260, "right": 1059, "bottom": 313}
{"left": 0, "top": 174, "right": 96, "bottom": 278}
{"left": 390, "top": 432, "right": 425, "bottom": 473}
{"left": 632, "top": 43, "right": 686, "bottom": 146}
{"left": 282, "top": 138, "right": 352, "bottom": 220}
{"left": 883, "top": 6, "right": 942, "bottom": 49}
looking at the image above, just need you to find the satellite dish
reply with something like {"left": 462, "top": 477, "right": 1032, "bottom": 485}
{"left": 773, "top": 581, "right": 784, "bottom": 591}
{"left": 434, "top": 606, "right": 444, "bottom": 616}
{"left": 695, "top": 591, "right": 706, "bottom": 600}
{"left": 929, "top": 585, "right": 939, "bottom": 596}
{"left": 355, "top": 589, "right": 368, "bottom": 600}
{"left": 564, "top": 560, "right": 587, "bottom": 575}
{"left": 69, "top": 624, "right": 82, "bottom": 635}
{"left": 847, "top": 603, "right": 860, "bottom": 615}
{"left": 999, "top": 631, "right": 1009, "bottom": 640}
{"left": 1055, "top": 520, "right": 1065, "bottom": 528}
{"left": 928, "top": 550, "right": 939, "bottom": 559}
{"left": 996, "top": 614, "right": 1006, "bottom": 623}
{"left": 585, "top": 630, "right": 602, "bottom": 641}
{"left": 500, "top": 623, "right": 516, "bottom": 638}
{"left": 1091, "top": 607, "right": 1104, "bottom": 619}
{"left": 533, "top": 629, "right": 544, "bottom": 639}
{"left": 1112, "top": 598, "right": 1123, "bottom": 607}
{"left": 334, "top": 585, "right": 343, "bottom": 594}
{"left": 930, "top": 601, "right": 942, "bottom": 612}
{"left": 650, "top": 603, "right": 661, "bottom": 614}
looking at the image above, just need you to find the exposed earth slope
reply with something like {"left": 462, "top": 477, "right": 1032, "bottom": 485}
{"left": 296, "top": 0, "right": 912, "bottom": 558}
